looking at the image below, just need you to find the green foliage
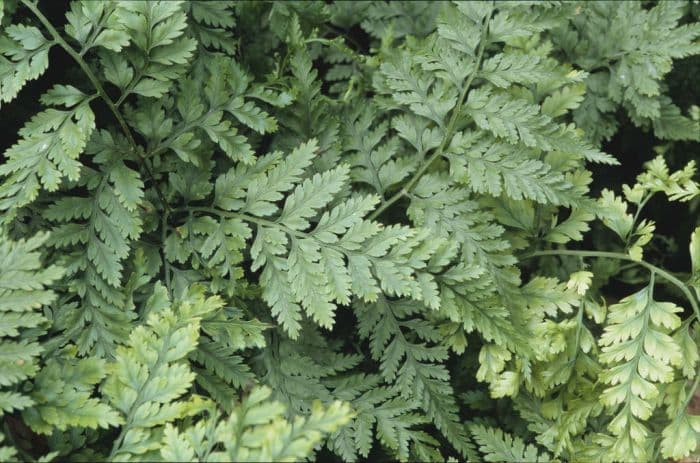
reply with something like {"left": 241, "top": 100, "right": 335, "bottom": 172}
{"left": 0, "top": 86, "right": 95, "bottom": 217}
{"left": 160, "top": 385, "right": 352, "bottom": 462}
{"left": 0, "top": 232, "right": 62, "bottom": 417}
{"left": 555, "top": 1, "right": 700, "bottom": 143}
{"left": 597, "top": 280, "right": 684, "bottom": 460}
{"left": 1, "top": 1, "right": 699, "bottom": 461}
{"left": 470, "top": 423, "right": 551, "bottom": 462}
{"left": 44, "top": 129, "right": 143, "bottom": 357}
{"left": 0, "top": 22, "right": 52, "bottom": 105}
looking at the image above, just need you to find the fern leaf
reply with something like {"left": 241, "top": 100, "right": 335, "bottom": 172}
{"left": 0, "top": 232, "right": 62, "bottom": 415}
{"left": 218, "top": 140, "right": 316, "bottom": 215}
{"left": 105, "top": 0, "right": 196, "bottom": 100}
{"left": 356, "top": 297, "right": 477, "bottom": 460}
{"left": 280, "top": 165, "right": 349, "bottom": 231}
{"left": 479, "top": 52, "right": 549, "bottom": 88}
{"left": 470, "top": 424, "right": 551, "bottom": 462}
{"left": 342, "top": 107, "right": 417, "bottom": 197}
{"left": 65, "top": 1, "right": 130, "bottom": 53}
{"left": 0, "top": 24, "right": 52, "bottom": 105}
{"left": 0, "top": 91, "right": 95, "bottom": 215}
{"left": 660, "top": 413, "right": 700, "bottom": 460}
{"left": 103, "top": 288, "right": 222, "bottom": 460}
{"left": 190, "top": 339, "right": 255, "bottom": 390}
{"left": 160, "top": 386, "right": 352, "bottom": 462}
{"left": 447, "top": 134, "right": 573, "bottom": 205}
{"left": 44, "top": 130, "right": 143, "bottom": 356}
{"left": 597, "top": 280, "right": 684, "bottom": 461}
{"left": 23, "top": 354, "right": 121, "bottom": 434}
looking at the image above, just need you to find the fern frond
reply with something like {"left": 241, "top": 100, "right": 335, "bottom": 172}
{"left": 44, "top": 130, "right": 143, "bottom": 356}
{"left": 108, "top": 0, "right": 196, "bottom": 100}
{"left": 103, "top": 288, "right": 222, "bottom": 460}
{"left": 0, "top": 88, "right": 95, "bottom": 216}
{"left": 597, "top": 279, "right": 684, "bottom": 461}
{"left": 22, "top": 353, "right": 121, "bottom": 434}
{"left": 356, "top": 297, "right": 477, "bottom": 460}
{"left": 186, "top": 1, "right": 237, "bottom": 54}
{"left": 558, "top": 1, "right": 700, "bottom": 143}
{"left": 342, "top": 106, "right": 417, "bottom": 197}
{"left": 160, "top": 385, "right": 352, "bottom": 462}
{"left": 0, "top": 23, "right": 52, "bottom": 105}
{"left": 470, "top": 424, "right": 551, "bottom": 463}
{"left": 0, "top": 232, "right": 63, "bottom": 416}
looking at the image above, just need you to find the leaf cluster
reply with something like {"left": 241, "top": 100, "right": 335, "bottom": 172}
{"left": 0, "top": 1, "right": 699, "bottom": 462}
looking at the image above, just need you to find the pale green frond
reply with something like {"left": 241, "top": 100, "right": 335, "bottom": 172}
{"left": 0, "top": 231, "right": 63, "bottom": 416}
{"left": 0, "top": 23, "right": 52, "bottom": 105}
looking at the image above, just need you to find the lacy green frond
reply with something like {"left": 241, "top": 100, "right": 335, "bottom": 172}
{"left": 0, "top": 89, "right": 95, "bottom": 217}
{"left": 0, "top": 232, "right": 63, "bottom": 416}
{"left": 159, "top": 385, "right": 353, "bottom": 462}
{"left": 103, "top": 288, "right": 223, "bottom": 460}
{"left": 1, "top": 1, "right": 699, "bottom": 461}
{"left": 470, "top": 424, "right": 551, "bottom": 463}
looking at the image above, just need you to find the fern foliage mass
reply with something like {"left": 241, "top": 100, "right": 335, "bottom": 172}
{"left": 1, "top": 1, "right": 699, "bottom": 461}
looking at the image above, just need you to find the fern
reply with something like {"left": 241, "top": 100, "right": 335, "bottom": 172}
{"left": 107, "top": 1, "right": 195, "bottom": 101}
{"left": 555, "top": 1, "right": 700, "bottom": 143}
{"left": 471, "top": 425, "right": 550, "bottom": 462}
{"left": 0, "top": 22, "right": 52, "bottom": 105}
{"left": 470, "top": 424, "right": 551, "bottom": 462}
{"left": 211, "top": 138, "right": 435, "bottom": 337}
{"left": 356, "top": 296, "right": 475, "bottom": 459}
{"left": 23, "top": 352, "right": 121, "bottom": 435}
{"left": 597, "top": 279, "right": 685, "bottom": 461}
{"left": 1, "top": 1, "right": 700, "bottom": 461}
{"left": 186, "top": 1, "right": 237, "bottom": 54}
{"left": 274, "top": 21, "right": 340, "bottom": 170}
{"left": 44, "top": 129, "right": 142, "bottom": 357}
{"left": 327, "top": 375, "right": 440, "bottom": 462}
{"left": 101, "top": 290, "right": 217, "bottom": 460}
{"left": 159, "top": 385, "right": 352, "bottom": 462}
{"left": 0, "top": 232, "right": 62, "bottom": 417}
{"left": 0, "top": 87, "right": 95, "bottom": 217}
